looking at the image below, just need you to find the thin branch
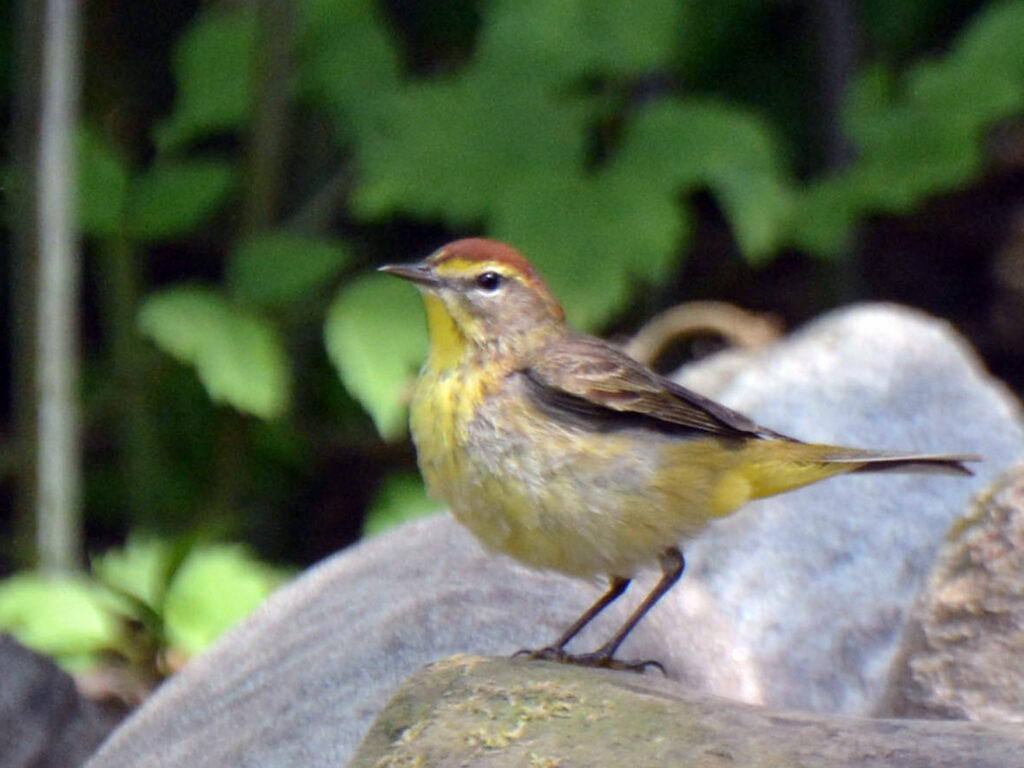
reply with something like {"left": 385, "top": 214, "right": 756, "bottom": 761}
{"left": 35, "top": 0, "right": 82, "bottom": 573}
{"left": 242, "top": 0, "right": 294, "bottom": 232}
{"left": 285, "top": 166, "right": 352, "bottom": 234}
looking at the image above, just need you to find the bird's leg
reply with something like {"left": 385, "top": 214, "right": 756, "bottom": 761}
{"left": 515, "top": 576, "right": 629, "bottom": 661}
{"left": 550, "top": 576, "right": 631, "bottom": 649}
{"left": 557, "top": 548, "right": 685, "bottom": 673}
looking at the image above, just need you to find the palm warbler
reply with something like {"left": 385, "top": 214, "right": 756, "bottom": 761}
{"left": 380, "top": 238, "right": 976, "bottom": 671}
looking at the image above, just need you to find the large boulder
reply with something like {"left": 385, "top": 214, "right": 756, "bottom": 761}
{"left": 87, "top": 304, "right": 1024, "bottom": 768}
{"left": 348, "top": 655, "right": 1024, "bottom": 768}
{"left": 879, "top": 462, "right": 1024, "bottom": 721}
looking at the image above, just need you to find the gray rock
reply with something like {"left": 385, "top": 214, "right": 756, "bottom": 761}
{"left": 86, "top": 304, "right": 1024, "bottom": 768}
{"left": 349, "top": 655, "right": 1024, "bottom": 768}
{"left": 659, "top": 303, "right": 1024, "bottom": 713}
{"left": 0, "top": 634, "right": 121, "bottom": 768}
{"left": 879, "top": 462, "right": 1024, "bottom": 722}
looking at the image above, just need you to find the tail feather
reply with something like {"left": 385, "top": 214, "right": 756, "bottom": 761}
{"left": 727, "top": 443, "right": 978, "bottom": 506}
{"left": 822, "top": 448, "right": 980, "bottom": 477}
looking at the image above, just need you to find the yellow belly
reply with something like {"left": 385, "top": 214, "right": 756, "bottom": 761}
{"left": 409, "top": 359, "right": 864, "bottom": 579}
{"left": 410, "top": 365, "right": 721, "bottom": 577}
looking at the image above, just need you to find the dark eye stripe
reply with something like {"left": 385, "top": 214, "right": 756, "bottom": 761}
{"left": 475, "top": 271, "right": 503, "bottom": 292}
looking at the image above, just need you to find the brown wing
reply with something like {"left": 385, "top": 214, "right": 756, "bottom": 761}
{"left": 521, "top": 334, "right": 787, "bottom": 440}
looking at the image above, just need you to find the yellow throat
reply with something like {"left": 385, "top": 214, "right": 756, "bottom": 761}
{"left": 421, "top": 292, "right": 472, "bottom": 370}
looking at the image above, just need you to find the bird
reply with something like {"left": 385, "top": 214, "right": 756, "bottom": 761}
{"left": 379, "top": 237, "right": 977, "bottom": 672}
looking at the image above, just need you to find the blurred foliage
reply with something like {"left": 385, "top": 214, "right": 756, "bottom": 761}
{"left": 363, "top": 472, "right": 445, "bottom": 537}
{"left": 0, "top": 537, "right": 288, "bottom": 672}
{"left": 80, "top": 0, "right": 1017, "bottom": 444}
{"left": 78, "top": 126, "right": 236, "bottom": 241}
{"left": 3, "top": 0, "right": 1022, "bottom": 668}
{"left": 0, "top": 574, "right": 118, "bottom": 671}
{"left": 793, "top": 0, "right": 1024, "bottom": 252}
{"left": 325, "top": 274, "right": 428, "bottom": 439}
{"left": 155, "top": 7, "right": 259, "bottom": 152}
{"left": 138, "top": 287, "right": 290, "bottom": 418}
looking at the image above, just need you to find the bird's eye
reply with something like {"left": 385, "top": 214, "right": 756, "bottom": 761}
{"left": 475, "top": 271, "right": 503, "bottom": 292}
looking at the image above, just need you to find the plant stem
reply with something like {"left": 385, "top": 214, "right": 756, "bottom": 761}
{"left": 242, "top": 0, "right": 294, "bottom": 232}
{"left": 35, "top": 0, "right": 83, "bottom": 572}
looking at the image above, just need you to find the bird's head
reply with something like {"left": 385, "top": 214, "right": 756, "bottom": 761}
{"left": 380, "top": 238, "right": 566, "bottom": 364}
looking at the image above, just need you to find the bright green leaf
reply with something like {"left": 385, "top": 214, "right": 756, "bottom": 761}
{"left": 163, "top": 544, "right": 288, "bottom": 657}
{"left": 77, "top": 125, "right": 130, "bottom": 238}
{"left": 324, "top": 274, "right": 427, "bottom": 439}
{"left": 127, "top": 159, "right": 234, "bottom": 242}
{"left": 229, "top": 232, "right": 351, "bottom": 307}
{"left": 363, "top": 472, "right": 443, "bottom": 537}
{"left": 138, "top": 287, "right": 290, "bottom": 418}
{"left": 155, "top": 8, "right": 257, "bottom": 151}
{"left": 92, "top": 536, "right": 175, "bottom": 612}
{"left": 0, "top": 573, "right": 120, "bottom": 670}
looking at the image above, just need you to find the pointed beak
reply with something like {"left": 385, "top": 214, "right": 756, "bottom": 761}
{"left": 378, "top": 262, "right": 442, "bottom": 288}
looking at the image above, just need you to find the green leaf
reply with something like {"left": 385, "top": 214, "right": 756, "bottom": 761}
{"left": 163, "top": 544, "right": 288, "bottom": 657}
{"left": 478, "top": 0, "right": 682, "bottom": 80}
{"left": 952, "top": 0, "right": 1024, "bottom": 81}
{"left": 155, "top": 8, "right": 257, "bottom": 151}
{"left": 352, "top": 75, "right": 590, "bottom": 223}
{"left": 296, "top": 0, "right": 400, "bottom": 140}
{"left": 138, "top": 287, "right": 290, "bottom": 418}
{"left": 127, "top": 159, "right": 234, "bottom": 241}
{"left": 324, "top": 274, "right": 427, "bottom": 440}
{"left": 788, "top": 176, "right": 864, "bottom": 256}
{"left": 493, "top": 172, "right": 686, "bottom": 330}
{"left": 77, "top": 125, "right": 130, "bottom": 238}
{"left": 363, "top": 472, "right": 443, "bottom": 537}
{"left": 91, "top": 536, "right": 176, "bottom": 613}
{"left": 612, "top": 100, "right": 794, "bottom": 259}
{"left": 792, "top": 1, "right": 1024, "bottom": 255}
{"left": 0, "top": 574, "right": 120, "bottom": 671}
{"left": 228, "top": 232, "right": 351, "bottom": 307}
{"left": 711, "top": 168, "right": 794, "bottom": 262}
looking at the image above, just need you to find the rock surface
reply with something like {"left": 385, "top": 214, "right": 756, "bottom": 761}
{"left": 879, "top": 462, "right": 1024, "bottom": 722}
{"left": 0, "top": 634, "right": 121, "bottom": 768}
{"left": 663, "top": 303, "right": 1024, "bottom": 712}
{"left": 86, "top": 304, "right": 1024, "bottom": 768}
{"left": 350, "top": 655, "right": 1024, "bottom": 768}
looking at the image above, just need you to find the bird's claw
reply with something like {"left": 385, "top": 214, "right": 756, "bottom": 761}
{"left": 514, "top": 645, "right": 569, "bottom": 662}
{"left": 513, "top": 646, "right": 665, "bottom": 674}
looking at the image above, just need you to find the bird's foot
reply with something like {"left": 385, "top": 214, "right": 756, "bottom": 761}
{"left": 513, "top": 646, "right": 664, "bottom": 674}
